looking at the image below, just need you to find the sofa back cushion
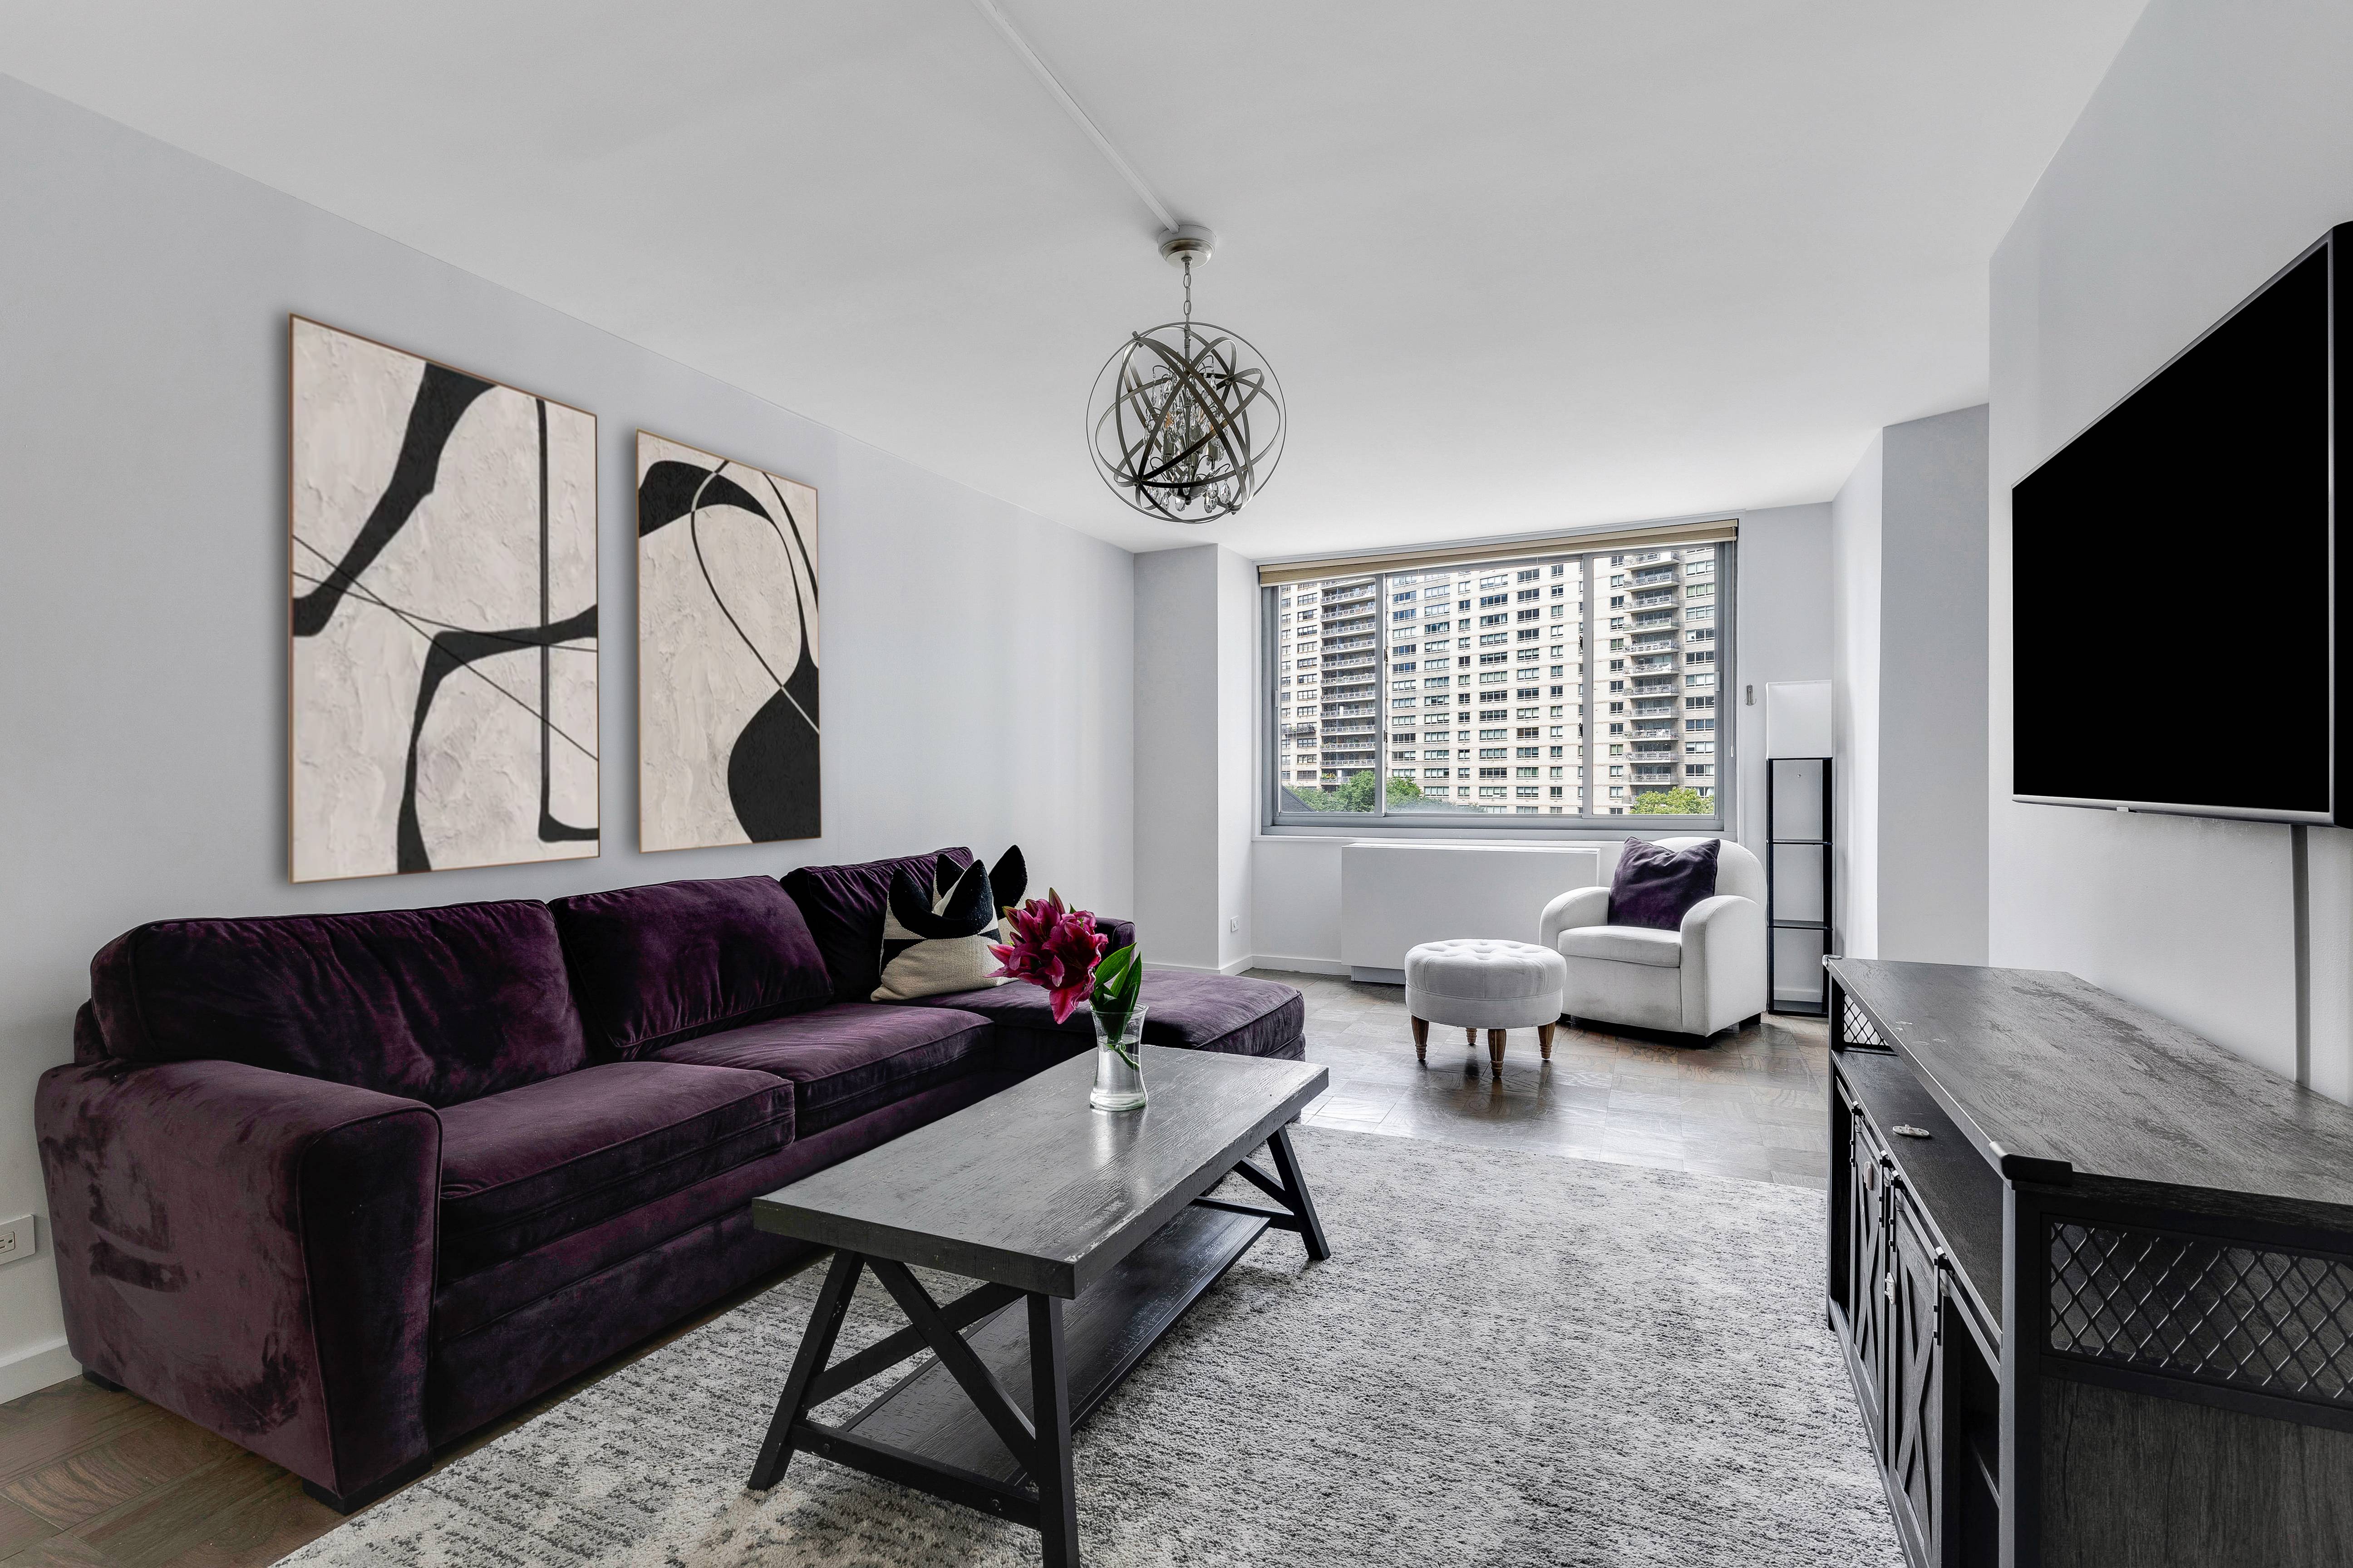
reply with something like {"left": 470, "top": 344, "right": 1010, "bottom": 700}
{"left": 782, "top": 847, "right": 974, "bottom": 1004}
{"left": 88, "top": 900, "right": 587, "bottom": 1106}
{"left": 549, "top": 876, "right": 832, "bottom": 1058}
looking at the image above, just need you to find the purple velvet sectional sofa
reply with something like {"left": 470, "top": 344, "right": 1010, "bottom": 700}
{"left": 34, "top": 848, "right": 1303, "bottom": 1511}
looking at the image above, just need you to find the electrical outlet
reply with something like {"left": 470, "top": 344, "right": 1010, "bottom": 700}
{"left": 1228, "top": 916, "right": 1239, "bottom": 933}
{"left": 0, "top": 1215, "right": 33, "bottom": 1267}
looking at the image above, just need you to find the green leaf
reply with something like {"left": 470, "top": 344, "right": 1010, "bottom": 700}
{"left": 1093, "top": 943, "right": 1141, "bottom": 1014}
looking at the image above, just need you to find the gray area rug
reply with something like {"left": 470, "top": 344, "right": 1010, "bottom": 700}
{"left": 284, "top": 1129, "right": 1898, "bottom": 1567}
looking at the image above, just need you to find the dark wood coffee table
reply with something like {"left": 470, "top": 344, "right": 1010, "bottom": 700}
{"left": 746, "top": 1044, "right": 1329, "bottom": 1566}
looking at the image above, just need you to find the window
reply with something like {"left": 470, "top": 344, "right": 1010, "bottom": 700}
{"left": 1265, "top": 541, "right": 1729, "bottom": 825}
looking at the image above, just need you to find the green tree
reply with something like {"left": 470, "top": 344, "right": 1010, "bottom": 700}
{"left": 1291, "top": 770, "right": 1423, "bottom": 813}
{"left": 1630, "top": 786, "right": 1712, "bottom": 815}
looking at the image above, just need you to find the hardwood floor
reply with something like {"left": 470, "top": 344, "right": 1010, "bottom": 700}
{"left": 0, "top": 1261, "right": 806, "bottom": 1568}
{"left": 0, "top": 981, "right": 1828, "bottom": 1566}
{"left": 1281, "top": 970, "right": 1832, "bottom": 1188}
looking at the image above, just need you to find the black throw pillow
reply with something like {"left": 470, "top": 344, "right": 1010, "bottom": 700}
{"left": 1607, "top": 838, "right": 1721, "bottom": 930}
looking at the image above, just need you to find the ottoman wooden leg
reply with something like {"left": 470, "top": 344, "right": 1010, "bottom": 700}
{"left": 1464, "top": 1027, "right": 1477, "bottom": 1054}
{"left": 1411, "top": 1016, "right": 1429, "bottom": 1063}
{"left": 1487, "top": 1029, "right": 1507, "bottom": 1077}
{"left": 1538, "top": 1022, "right": 1556, "bottom": 1060}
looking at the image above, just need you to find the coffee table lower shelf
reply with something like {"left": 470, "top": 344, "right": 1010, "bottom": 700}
{"left": 835, "top": 1204, "right": 1267, "bottom": 1487}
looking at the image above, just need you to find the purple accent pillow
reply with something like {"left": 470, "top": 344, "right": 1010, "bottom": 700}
{"left": 782, "top": 848, "right": 975, "bottom": 1004}
{"left": 87, "top": 900, "right": 588, "bottom": 1106}
{"left": 1607, "top": 838, "right": 1721, "bottom": 930}
{"left": 548, "top": 876, "right": 831, "bottom": 1059}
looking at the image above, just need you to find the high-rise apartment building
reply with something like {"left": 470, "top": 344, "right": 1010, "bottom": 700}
{"left": 1596, "top": 547, "right": 1719, "bottom": 811}
{"left": 1272, "top": 542, "right": 1722, "bottom": 818}
{"left": 1275, "top": 555, "right": 1596, "bottom": 815}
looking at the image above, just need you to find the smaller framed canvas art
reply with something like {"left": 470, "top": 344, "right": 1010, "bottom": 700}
{"left": 636, "top": 431, "right": 821, "bottom": 850}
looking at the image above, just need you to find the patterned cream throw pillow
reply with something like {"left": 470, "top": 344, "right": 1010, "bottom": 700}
{"left": 871, "top": 846, "right": 1027, "bottom": 1002}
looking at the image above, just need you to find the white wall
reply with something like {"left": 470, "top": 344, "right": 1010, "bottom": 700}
{"left": 1879, "top": 407, "right": 1990, "bottom": 963}
{"left": 1134, "top": 548, "right": 1221, "bottom": 970}
{"left": 1217, "top": 547, "right": 1260, "bottom": 970}
{"left": 1732, "top": 503, "right": 1836, "bottom": 849}
{"left": 1248, "top": 502, "right": 1836, "bottom": 971}
{"left": 1832, "top": 407, "right": 1991, "bottom": 964}
{"left": 1988, "top": 0, "right": 2353, "bottom": 1098}
{"left": 1252, "top": 838, "right": 1347, "bottom": 974}
{"left": 1831, "top": 438, "right": 1885, "bottom": 958}
{"left": 0, "top": 77, "right": 1135, "bottom": 1396}
{"left": 1133, "top": 543, "right": 1258, "bottom": 973}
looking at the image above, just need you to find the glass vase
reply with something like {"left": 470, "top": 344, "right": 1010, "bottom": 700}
{"left": 1089, "top": 1004, "right": 1148, "bottom": 1112}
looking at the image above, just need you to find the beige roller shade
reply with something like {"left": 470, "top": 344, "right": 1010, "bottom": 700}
{"left": 1255, "top": 517, "right": 1738, "bottom": 586}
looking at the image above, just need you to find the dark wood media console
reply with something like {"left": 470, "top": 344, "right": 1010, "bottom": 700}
{"left": 1826, "top": 958, "right": 2353, "bottom": 1567}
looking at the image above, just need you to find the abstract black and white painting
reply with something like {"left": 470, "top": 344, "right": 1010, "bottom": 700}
{"left": 636, "top": 432, "right": 820, "bottom": 850}
{"left": 290, "top": 317, "right": 598, "bottom": 883}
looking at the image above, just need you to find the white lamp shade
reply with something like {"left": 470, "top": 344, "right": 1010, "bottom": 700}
{"left": 1765, "top": 680, "right": 1832, "bottom": 758}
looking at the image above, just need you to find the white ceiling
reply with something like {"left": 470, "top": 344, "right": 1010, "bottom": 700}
{"left": 0, "top": 1, "right": 2145, "bottom": 558}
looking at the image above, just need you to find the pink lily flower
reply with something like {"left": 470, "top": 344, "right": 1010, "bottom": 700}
{"left": 988, "top": 890, "right": 1109, "bottom": 1023}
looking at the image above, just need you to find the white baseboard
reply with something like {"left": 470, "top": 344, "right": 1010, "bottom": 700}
{"left": 1249, "top": 955, "right": 1349, "bottom": 977}
{"left": 1142, "top": 957, "right": 1258, "bottom": 977}
{"left": 0, "top": 1336, "right": 79, "bottom": 1404}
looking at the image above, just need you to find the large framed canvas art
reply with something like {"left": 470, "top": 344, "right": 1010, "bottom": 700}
{"left": 636, "top": 431, "right": 820, "bottom": 850}
{"left": 289, "top": 317, "right": 598, "bottom": 882}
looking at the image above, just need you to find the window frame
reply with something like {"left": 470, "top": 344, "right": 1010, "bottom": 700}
{"left": 1262, "top": 541, "right": 1736, "bottom": 835}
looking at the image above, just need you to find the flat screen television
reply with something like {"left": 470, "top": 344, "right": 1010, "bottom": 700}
{"left": 2013, "top": 224, "right": 2351, "bottom": 825}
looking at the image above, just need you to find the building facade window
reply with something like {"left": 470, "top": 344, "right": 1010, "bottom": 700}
{"left": 1265, "top": 540, "right": 1730, "bottom": 826}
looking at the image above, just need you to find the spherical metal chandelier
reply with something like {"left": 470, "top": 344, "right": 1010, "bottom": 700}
{"left": 1087, "top": 226, "right": 1285, "bottom": 524}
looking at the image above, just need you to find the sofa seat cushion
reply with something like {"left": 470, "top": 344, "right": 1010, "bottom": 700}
{"left": 651, "top": 1003, "right": 992, "bottom": 1137}
{"left": 437, "top": 1062, "right": 791, "bottom": 1280}
{"left": 1557, "top": 924, "right": 1685, "bottom": 968}
{"left": 427, "top": 1071, "right": 1024, "bottom": 1352}
{"left": 908, "top": 970, "right": 1305, "bottom": 1064}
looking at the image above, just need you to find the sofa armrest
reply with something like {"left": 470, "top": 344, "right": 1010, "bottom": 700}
{"left": 1095, "top": 915, "right": 1137, "bottom": 955}
{"left": 1678, "top": 894, "right": 1767, "bottom": 1035}
{"left": 1539, "top": 886, "right": 1612, "bottom": 951}
{"left": 36, "top": 1057, "right": 440, "bottom": 1503}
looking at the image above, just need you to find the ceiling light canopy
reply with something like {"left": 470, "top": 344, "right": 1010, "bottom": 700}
{"left": 1087, "top": 225, "right": 1285, "bottom": 524}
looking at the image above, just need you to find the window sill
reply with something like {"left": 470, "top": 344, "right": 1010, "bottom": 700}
{"left": 1259, "top": 818, "right": 1725, "bottom": 843}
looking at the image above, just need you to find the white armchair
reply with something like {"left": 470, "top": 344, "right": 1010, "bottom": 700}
{"left": 1537, "top": 837, "right": 1768, "bottom": 1038}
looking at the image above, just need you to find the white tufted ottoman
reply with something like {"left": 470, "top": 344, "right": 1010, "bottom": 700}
{"left": 1404, "top": 939, "right": 1569, "bottom": 1077}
